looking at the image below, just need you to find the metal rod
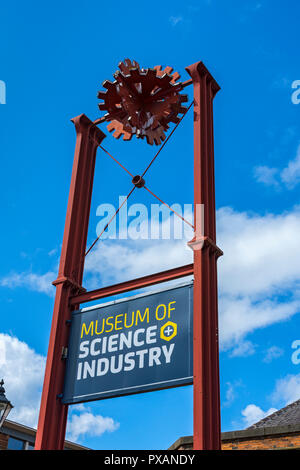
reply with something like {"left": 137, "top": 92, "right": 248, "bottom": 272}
{"left": 92, "top": 116, "right": 106, "bottom": 127}
{"left": 144, "top": 185, "right": 194, "bottom": 229}
{"left": 85, "top": 186, "right": 136, "bottom": 257}
{"left": 98, "top": 145, "right": 134, "bottom": 177}
{"left": 141, "top": 101, "right": 193, "bottom": 178}
{"left": 182, "top": 78, "right": 193, "bottom": 88}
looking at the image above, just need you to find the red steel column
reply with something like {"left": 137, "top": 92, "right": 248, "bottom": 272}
{"left": 35, "top": 115, "right": 105, "bottom": 450}
{"left": 186, "top": 61, "right": 223, "bottom": 450}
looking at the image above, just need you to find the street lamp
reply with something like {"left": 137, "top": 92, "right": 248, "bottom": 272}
{"left": 0, "top": 379, "right": 13, "bottom": 429}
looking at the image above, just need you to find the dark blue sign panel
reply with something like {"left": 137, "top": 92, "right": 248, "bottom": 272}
{"left": 62, "top": 282, "right": 193, "bottom": 404}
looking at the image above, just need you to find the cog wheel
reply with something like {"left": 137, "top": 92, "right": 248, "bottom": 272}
{"left": 97, "top": 59, "right": 188, "bottom": 145}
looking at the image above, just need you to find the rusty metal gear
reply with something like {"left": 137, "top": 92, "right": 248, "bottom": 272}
{"left": 97, "top": 59, "right": 188, "bottom": 145}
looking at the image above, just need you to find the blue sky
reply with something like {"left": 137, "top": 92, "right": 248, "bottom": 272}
{"left": 1, "top": 0, "right": 300, "bottom": 450}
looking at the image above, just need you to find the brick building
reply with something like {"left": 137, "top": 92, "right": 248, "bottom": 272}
{"left": 169, "top": 399, "right": 300, "bottom": 450}
{"left": 0, "top": 419, "right": 88, "bottom": 450}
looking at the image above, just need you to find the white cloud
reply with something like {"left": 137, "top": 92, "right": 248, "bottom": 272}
{"left": 271, "top": 373, "right": 300, "bottom": 406}
{"left": 263, "top": 346, "right": 284, "bottom": 363}
{"left": 217, "top": 206, "right": 300, "bottom": 352}
{"left": 224, "top": 382, "right": 235, "bottom": 407}
{"left": 253, "top": 166, "right": 279, "bottom": 187}
{"left": 66, "top": 410, "right": 119, "bottom": 442}
{"left": 241, "top": 404, "right": 277, "bottom": 427}
{"left": 229, "top": 340, "right": 256, "bottom": 358}
{"left": 84, "top": 237, "right": 193, "bottom": 287}
{"left": 254, "top": 144, "right": 300, "bottom": 190}
{"left": 281, "top": 145, "right": 300, "bottom": 189}
{"left": 169, "top": 16, "right": 183, "bottom": 26}
{"left": 223, "top": 380, "right": 243, "bottom": 408}
{"left": 217, "top": 206, "right": 300, "bottom": 298}
{"left": 219, "top": 296, "right": 300, "bottom": 352}
{"left": 0, "top": 271, "right": 56, "bottom": 296}
{"left": 0, "top": 333, "right": 45, "bottom": 428}
{"left": 48, "top": 248, "right": 58, "bottom": 257}
{"left": 239, "top": 372, "right": 300, "bottom": 429}
{"left": 0, "top": 333, "right": 119, "bottom": 443}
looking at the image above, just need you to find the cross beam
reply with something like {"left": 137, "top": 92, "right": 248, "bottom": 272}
{"left": 69, "top": 264, "right": 194, "bottom": 306}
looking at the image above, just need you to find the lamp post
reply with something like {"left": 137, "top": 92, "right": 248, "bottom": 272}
{"left": 0, "top": 380, "right": 13, "bottom": 429}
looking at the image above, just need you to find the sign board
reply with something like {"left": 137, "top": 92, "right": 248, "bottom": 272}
{"left": 62, "top": 282, "right": 193, "bottom": 404}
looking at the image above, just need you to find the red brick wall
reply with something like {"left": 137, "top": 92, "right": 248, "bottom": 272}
{"left": 175, "top": 432, "right": 300, "bottom": 450}
{"left": 0, "top": 432, "right": 8, "bottom": 450}
{"left": 222, "top": 432, "right": 300, "bottom": 450}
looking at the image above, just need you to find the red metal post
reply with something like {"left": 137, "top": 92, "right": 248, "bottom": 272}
{"left": 35, "top": 115, "right": 105, "bottom": 450}
{"left": 186, "top": 61, "right": 222, "bottom": 450}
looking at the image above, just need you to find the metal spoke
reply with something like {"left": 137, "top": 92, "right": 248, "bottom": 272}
{"left": 141, "top": 101, "right": 193, "bottom": 178}
{"left": 98, "top": 145, "right": 134, "bottom": 177}
{"left": 85, "top": 186, "right": 136, "bottom": 257}
{"left": 144, "top": 185, "right": 194, "bottom": 229}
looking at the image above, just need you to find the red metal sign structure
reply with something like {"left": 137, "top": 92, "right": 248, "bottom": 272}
{"left": 35, "top": 60, "right": 222, "bottom": 450}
